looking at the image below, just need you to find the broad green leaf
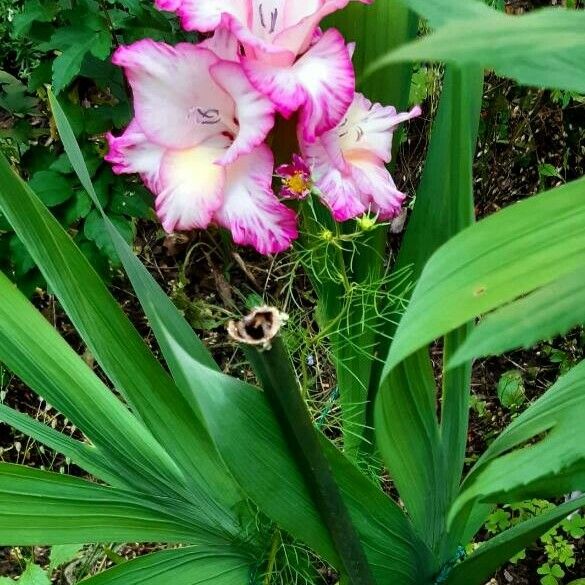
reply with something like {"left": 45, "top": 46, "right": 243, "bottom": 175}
{"left": 0, "top": 71, "right": 38, "bottom": 116}
{"left": 19, "top": 564, "right": 50, "bottom": 585}
{"left": 45, "top": 90, "right": 241, "bottom": 522}
{"left": 0, "top": 464, "right": 220, "bottom": 545}
{"left": 50, "top": 29, "right": 113, "bottom": 94}
{"left": 381, "top": 178, "right": 585, "bottom": 544}
{"left": 446, "top": 495, "right": 585, "bottom": 585}
{"left": 28, "top": 171, "right": 72, "bottom": 207}
{"left": 366, "top": 6, "right": 585, "bottom": 94}
{"left": 375, "top": 66, "right": 484, "bottom": 556}
{"left": 451, "top": 268, "right": 585, "bottom": 367}
{"left": 80, "top": 546, "right": 253, "bottom": 585}
{"left": 82, "top": 181, "right": 434, "bottom": 583}
{"left": 75, "top": 173, "right": 432, "bottom": 582}
{"left": 539, "top": 163, "right": 563, "bottom": 180}
{"left": 0, "top": 271, "right": 185, "bottom": 497}
{"left": 393, "top": 66, "right": 484, "bottom": 287}
{"left": 395, "top": 0, "right": 492, "bottom": 29}
{"left": 49, "top": 544, "right": 83, "bottom": 572}
{"left": 324, "top": 445, "right": 438, "bottom": 580}
{"left": 156, "top": 325, "right": 435, "bottom": 585}
{"left": 57, "top": 190, "right": 434, "bottom": 583}
{"left": 384, "top": 177, "right": 585, "bottom": 377}
{"left": 0, "top": 152, "right": 238, "bottom": 527}
{"left": 451, "top": 359, "right": 585, "bottom": 526}
{"left": 47, "top": 43, "right": 431, "bottom": 585}
{"left": 62, "top": 191, "right": 93, "bottom": 226}
{"left": 13, "top": 0, "right": 58, "bottom": 36}
{"left": 244, "top": 339, "right": 376, "bottom": 585}
{"left": 9, "top": 235, "right": 35, "bottom": 277}
{"left": 404, "top": 66, "right": 484, "bottom": 516}
{"left": 496, "top": 370, "right": 525, "bottom": 410}
{"left": 109, "top": 188, "right": 153, "bottom": 219}
{"left": 84, "top": 210, "right": 135, "bottom": 262}
{"left": 376, "top": 354, "right": 446, "bottom": 552}
{"left": 65, "top": 201, "right": 434, "bottom": 582}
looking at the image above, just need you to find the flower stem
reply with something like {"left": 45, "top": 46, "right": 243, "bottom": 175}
{"left": 242, "top": 334, "right": 375, "bottom": 585}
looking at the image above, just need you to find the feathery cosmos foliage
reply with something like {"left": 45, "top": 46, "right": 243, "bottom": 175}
{"left": 0, "top": 0, "right": 584, "bottom": 584}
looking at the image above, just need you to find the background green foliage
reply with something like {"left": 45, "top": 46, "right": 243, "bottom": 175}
{"left": 0, "top": 0, "right": 194, "bottom": 294}
{"left": 482, "top": 501, "right": 585, "bottom": 585}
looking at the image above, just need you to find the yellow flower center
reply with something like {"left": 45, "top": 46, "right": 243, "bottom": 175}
{"left": 285, "top": 172, "right": 311, "bottom": 195}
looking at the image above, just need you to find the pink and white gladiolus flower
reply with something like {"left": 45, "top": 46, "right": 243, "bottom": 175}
{"left": 300, "top": 93, "right": 422, "bottom": 222}
{"left": 155, "top": 0, "right": 371, "bottom": 142}
{"left": 105, "top": 39, "right": 298, "bottom": 255}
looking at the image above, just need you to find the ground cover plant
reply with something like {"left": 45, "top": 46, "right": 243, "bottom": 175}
{"left": 0, "top": 0, "right": 585, "bottom": 584}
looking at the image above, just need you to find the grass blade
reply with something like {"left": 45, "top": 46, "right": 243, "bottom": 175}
{"left": 450, "top": 268, "right": 585, "bottom": 367}
{"left": 0, "top": 271, "right": 183, "bottom": 496}
{"left": 366, "top": 5, "right": 585, "bottom": 94}
{"left": 374, "top": 66, "right": 484, "bottom": 557}
{"left": 0, "top": 464, "right": 222, "bottom": 545}
{"left": 79, "top": 546, "right": 253, "bottom": 585}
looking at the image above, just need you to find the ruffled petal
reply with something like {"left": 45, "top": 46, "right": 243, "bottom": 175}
{"left": 174, "top": 0, "right": 249, "bottom": 32}
{"left": 239, "top": 0, "right": 311, "bottom": 63}
{"left": 154, "top": 0, "right": 182, "bottom": 11}
{"left": 215, "top": 145, "right": 298, "bottom": 254}
{"left": 199, "top": 27, "right": 240, "bottom": 62}
{"left": 229, "top": 13, "right": 296, "bottom": 66}
{"left": 351, "top": 154, "right": 406, "bottom": 220}
{"left": 105, "top": 119, "right": 165, "bottom": 191}
{"left": 156, "top": 136, "right": 230, "bottom": 232}
{"left": 210, "top": 60, "right": 276, "bottom": 165}
{"left": 242, "top": 28, "right": 354, "bottom": 140}
{"left": 175, "top": 0, "right": 289, "bottom": 66}
{"left": 179, "top": 1, "right": 295, "bottom": 66}
{"left": 241, "top": 58, "right": 306, "bottom": 117}
{"left": 113, "top": 40, "right": 235, "bottom": 150}
{"left": 276, "top": 0, "right": 367, "bottom": 57}
{"left": 300, "top": 135, "right": 363, "bottom": 221}
{"left": 340, "top": 94, "right": 421, "bottom": 163}
{"left": 317, "top": 169, "right": 366, "bottom": 222}
{"left": 296, "top": 29, "right": 355, "bottom": 142}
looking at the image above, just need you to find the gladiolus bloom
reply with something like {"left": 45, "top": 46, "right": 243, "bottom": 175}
{"left": 106, "top": 38, "right": 298, "bottom": 255}
{"left": 155, "top": 0, "right": 370, "bottom": 142}
{"left": 300, "top": 93, "right": 421, "bottom": 222}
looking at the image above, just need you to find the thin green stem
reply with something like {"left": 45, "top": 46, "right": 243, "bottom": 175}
{"left": 98, "top": 0, "right": 120, "bottom": 48}
{"left": 263, "top": 530, "right": 281, "bottom": 585}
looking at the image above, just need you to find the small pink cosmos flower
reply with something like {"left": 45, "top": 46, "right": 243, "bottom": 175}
{"left": 299, "top": 93, "right": 422, "bottom": 222}
{"left": 276, "top": 154, "right": 313, "bottom": 200}
{"left": 105, "top": 36, "right": 298, "bottom": 255}
{"left": 155, "top": 0, "right": 370, "bottom": 142}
